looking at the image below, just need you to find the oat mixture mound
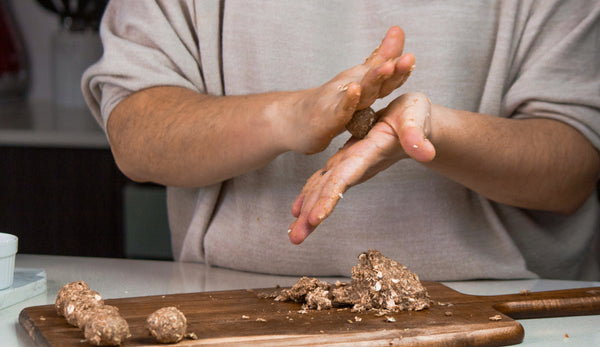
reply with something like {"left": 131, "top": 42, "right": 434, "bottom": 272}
{"left": 276, "top": 250, "right": 431, "bottom": 313}
{"left": 84, "top": 311, "right": 131, "bottom": 346}
{"left": 334, "top": 249, "right": 431, "bottom": 312}
{"left": 147, "top": 306, "right": 188, "bottom": 344}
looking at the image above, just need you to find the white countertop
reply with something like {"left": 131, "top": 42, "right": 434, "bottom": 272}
{"left": 3, "top": 254, "right": 600, "bottom": 346}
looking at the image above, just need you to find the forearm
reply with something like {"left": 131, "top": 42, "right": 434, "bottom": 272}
{"left": 426, "top": 104, "right": 600, "bottom": 213}
{"left": 107, "top": 86, "right": 295, "bottom": 187}
{"left": 107, "top": 27, "right": 415, "bottom": 188}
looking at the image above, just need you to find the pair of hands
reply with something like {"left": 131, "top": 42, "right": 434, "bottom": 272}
{"left": 287, "top": 26, "right": 436, "bottom": 244}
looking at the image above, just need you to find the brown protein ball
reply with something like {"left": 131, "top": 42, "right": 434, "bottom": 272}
{"left": 76, "top": 305, "right": 120, "bottom": 329}
{"left": 84, "top": 311, "right": 131, "bottom": 346}
{"left": 63, "top": 289, "right": 104, "bottom": 326}
{"left": 346, "top": 107, "right": 379, "bottom": 139}
{"left": 55, "top": 281, "right": 90, "bottom": 316}
{"left": 147, "top": 307, "right": 188, "bottom": 344}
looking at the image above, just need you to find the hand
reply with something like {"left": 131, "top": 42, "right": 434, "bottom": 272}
{"left": 281, "top": 26, "right": 415, "bottom": 155}
{"left": 287, "top": 92, "right": 435, "bottom": 244}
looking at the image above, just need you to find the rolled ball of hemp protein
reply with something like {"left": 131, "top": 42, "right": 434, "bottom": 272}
{"left": 146, "top": 306, "right": 188, "bottom": 343}
{"left": 84, "top": 310, "right": 131, "bottom": 346}
{"left": 55, "top": 281, "right": 91, "bottom": 316}
{"left": 63, "top": 290, "right": 104, "bottom": 326}
{"left": 346, "top": 107, "right": 378, "bottom": 139}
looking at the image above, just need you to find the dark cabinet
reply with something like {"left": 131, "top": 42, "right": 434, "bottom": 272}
{"left": 0, "top": 145, "right": 128, "bottom": 257}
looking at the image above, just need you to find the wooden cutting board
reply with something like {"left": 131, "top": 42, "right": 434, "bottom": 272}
{"left": 19, "top": 282, "right": 600, "bottom": 346}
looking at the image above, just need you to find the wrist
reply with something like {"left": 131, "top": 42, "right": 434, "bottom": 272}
{"left": 427, "top": 102, "right": 456, "bottom": 161}
{"left": 272, "top": 87, "right": 335, "bottom": 155}
{"left": 265, "top": 89, "right": 308, "bottom": 153}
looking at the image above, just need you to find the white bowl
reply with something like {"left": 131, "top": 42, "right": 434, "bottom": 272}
{"left": 0, "top": 233, "right": 18, "bottom": 290}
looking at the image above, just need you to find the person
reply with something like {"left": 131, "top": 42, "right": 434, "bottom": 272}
{"left": 82, "top": 0, "right": 600, "bottom": 281}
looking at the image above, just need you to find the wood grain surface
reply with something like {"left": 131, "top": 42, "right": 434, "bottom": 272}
{"left": 19, "top": 282, "right": 600, "bottom": 346}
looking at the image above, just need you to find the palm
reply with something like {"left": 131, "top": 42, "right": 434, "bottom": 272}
{"left": 288, "top": 122, "right": 404, "bottom": 245}
{"left": 288, "top": 25, "right": 415, "bottom": 155}
{"left": 288, "top": 93, "right": 435, "bottom": 245}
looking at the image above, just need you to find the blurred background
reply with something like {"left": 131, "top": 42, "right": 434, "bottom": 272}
{"left": 0, "top": 0, "right": 172, "bottom": 260}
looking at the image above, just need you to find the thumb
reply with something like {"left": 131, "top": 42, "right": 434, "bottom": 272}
{"left": 382, "top": 93, "right": 436, "bottom": 162}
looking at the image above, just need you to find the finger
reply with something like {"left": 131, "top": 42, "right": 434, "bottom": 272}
{"left": 379, "top": 53, "right": 416, "bottom": 97}
{"left": 306, "top": 146, "right": 379, "bottom": 226}
{"left": 291, "top": 193, "right": 304, "bottom": 218}
{"left": 399, "top": 126, "right": 436, "bottom": 162}
{"left": 356, "top": 60, "right": 395, "bottom": 110}
{"left": 287, "top": 220, "right": 306, "bottom": 244}
{"left": 294, "top": 172, "right": 328, "bottom": 223}
{"left": 288, "top": 165, "right": 343, "bottom": 243}
{"left": 291, "top": 164, "right": 332, "bottom": 218}
{"left": 395, "top": 52, "right": 416, "bottom": 72}
{"left": 383, "top": 94, "right": 428, "bottom": 133}
{"left": 287, "top": 218, "right": 315, "bottom": 245}
{"left": 307, "top": 176, "right": 347, "bottom": 227}
{"left": 382, "top": 94, "right": 436, "bottom": 162}
{"left": 365, "top": 26, "right": 406, "bottom": 68}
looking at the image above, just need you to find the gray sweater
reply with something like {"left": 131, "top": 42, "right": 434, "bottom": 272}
{"left": 83, "top": 0, "right": 600, "bottom": 280}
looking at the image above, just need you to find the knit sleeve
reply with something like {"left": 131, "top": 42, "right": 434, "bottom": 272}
{"left": 502, "top": 0, "right": 600, "bottom": 151}
{"left": 81, "top": 0, "right": 204, "bottom": 130}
